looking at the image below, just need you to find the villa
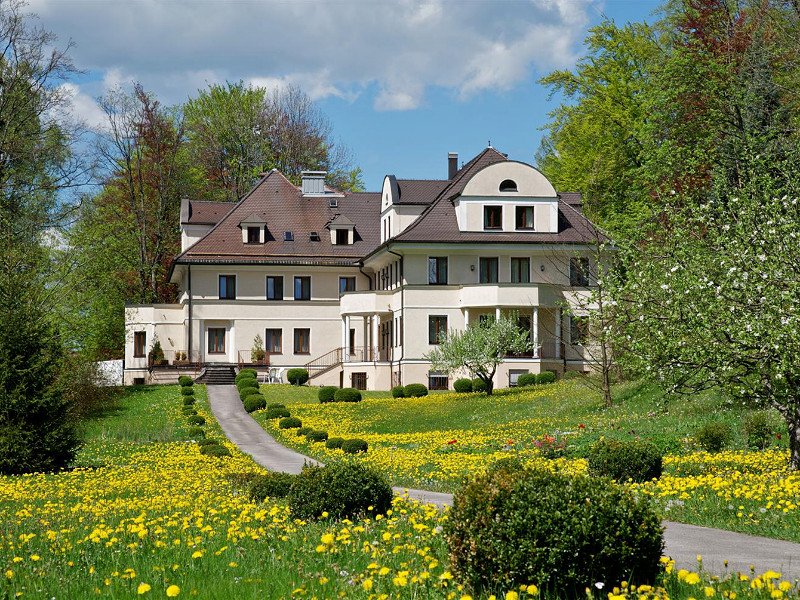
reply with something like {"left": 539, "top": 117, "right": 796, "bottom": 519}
{"left": 123, "top": 146, "right": 601, "bottom": 389}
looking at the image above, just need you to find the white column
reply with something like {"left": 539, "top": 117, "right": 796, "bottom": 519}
{"left": 341, "top": 316, "right": 347, "bottom": 361}
{"left": 532, "top": 307, "right": 539, "bottom": 357}
{"left": 464, "top": 308, "right": 470, "bottom": 328}
{"left": 372, "top": 315, "right": 380, "bottom": 362}
{"left": 343, "top": 315, "right": 351, "bottom": 362}
{"left": 363, "top": 316, "right": 368, "bottom": 359}
{"left": 555, "top": 308, "right": 562, "bottom": 359}
{"left": 495, "top": 307, "right": 501, "bottom": 321}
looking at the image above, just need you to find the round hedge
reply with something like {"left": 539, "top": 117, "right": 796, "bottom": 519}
{"left": 453, "top": 378, "right": 473, "bottom": 393}
{"left": 243, "top": 394, "right": 267, "bottom": 413}
{"left": 197, "top": 438, "right": 219, "bottom": 447}
{"left": 471, "top": 378, "right": 488, "bottom": 393}
{"left": 180, "top": 387, "right": 195, "bottom": 396}
{"left": 267, "top": 403, "right": 286, "bottom": 410}
{"left": 391, "top": 386, "right": 405, "bottom": 398}
{"left": 187, "top": 415, "right": 206, "bottom": 426}
{"left": 187, "top": 426, "right": 205, "bottom": 439}
{"left": 587, "top": 439, "right": 663, "bottom": 482}
{"left": 287, "top": 368, "right": 309, "bottom": 386}
{"left": 248, "top": 472, "right": 296, "bottom": 502}
{"left": 279, "top": 417, "right": 302, "bottom": 429}
{"left": 182, "top": 408, "right": 197, "bottom": 416}
{"left": 333, "top": 387, "right": 362, "bottom": 403}
{"left": 537, "top": 371, "right": 556, "bottom": 384}
{"left": 178, "top": 375, "right": 194, "bottom": 387}
{"left": 318, "top": 386, "right": 337, "bottom": 403}
{"left": 403, "top": 383, "right": 428, "bottom": 397}
{"left": 325, "top": 437, "right": 345, "bottom": 450}
{"left": 516, "top": 373, "right": 537, "bottom": 387}
{"left": 237, "top": 368, "right": 257, "bottom": 380}
{"left": 696, "top": 421, "right": 732, "bottom": 453}
{"left": 341, "top": 438, "right": 368, "bottom": 454}
{"left": 446, "top": 467, "right": 663, "bottom": 595}
{"left": 288, "top": 462, "right": 393, "bottom": 520}
{"left": 307, "top": 430, "right": 328, "bottom": 443}
{"left": 200, "top": 444, "right": 231, "bottom": 457}
{"left": 296, "top": 426, "right": 312, "bottom": 437}
{"left": 237, "top": 378, "right": 259, "bottom": 392}
{"left": 265, "top": 407, "right": 291, "bottom": 419}
{"left": 182, "top": 397, "right": 196, "bottom": 406}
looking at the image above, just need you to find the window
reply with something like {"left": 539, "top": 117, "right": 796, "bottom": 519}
{"left": 570, "top": 316, "right": 589, "bottom": 345}
{"left": 328, "top": 198, "right": 338, "bottom": 208}
{"left": 509, "top": 369, "right": 528, "bottom": 387}
{"left": 219, "top": 275, "right": 236, "bottom": 299}
{"left": 569, "top": 257, "right": 590, "bottom": 287}
{"left": 351, "top": 372, "right": 367, "bottom": 390}
{"left": 499, "top": 179, "right": 518, "bottom": 192}
{"left": 349, "top": 329, "right": 356, "bottom": 355}
{"left": 284, "top": 231, "right": 294, "bottom": 241}
{"left": 310, "top": 231, "right": 320, "bottom": 242}
{"left": 294, "top": 328, "right": 310, "bottom": 354}
{"left": 428, "top": 256, "right": 448, "bottom": 284}
{"left": 208, "top": 328, "right": 225, "bottom": 354}
{"left": 429, "top": 372, "right": 449, "bottom": 390}
{"left": 247, "top": 226, "right": 261, "bottom": 243}
{"left": 479, "top": 257, "right": 499, "bottom": 283}
{"left": 294, "top": 276, "right": 311, "bottom": 300}
{"left": 517, "top": 315, "right": 532, "bottom": 345}
{"left": 339, "top": 276, "right": 356, "bottom": 294}
{"left": 265, "top": 329, "right": 282, "bottom": 354}
{"left": 511, "top": 257, "right": 530, "bottom": 283}
{"left": 335, "top": 229, "right": 349, "bottom": 245}
{"left": 428, "top": 315, "right": 447, "bottom": 344}
{"left": 483, "top": 205, "right": 502, "bottom": 230}
{"left": 266, "top": 276, "right": 283, "bottom": 301}
{"left": 133, "top": 331, "right": 146, "bottom": 358}
{"left": 515, "top": 206, "right": 534, "bottom": 230}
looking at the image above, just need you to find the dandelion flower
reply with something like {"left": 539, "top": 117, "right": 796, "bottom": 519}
{"left": 166, "top": 584, "right": 180, "bottom": 597}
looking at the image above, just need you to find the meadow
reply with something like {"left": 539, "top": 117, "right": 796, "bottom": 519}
{"left": 0, "top": 382, "right": 798, "bottom": 598}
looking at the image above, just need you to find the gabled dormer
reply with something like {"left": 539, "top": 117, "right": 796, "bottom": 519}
{"left": 238, "top": 213, "right": 268, "bottom": 244}
{"left": 328, "top": 214, "right": 355, "bottom": 245}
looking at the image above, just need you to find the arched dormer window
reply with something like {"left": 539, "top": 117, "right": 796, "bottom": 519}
{"left": 499, "top": 179, "right": 518, "bottom": 192}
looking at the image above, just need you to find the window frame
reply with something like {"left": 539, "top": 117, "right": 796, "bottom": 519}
{"left": 428, "top": 372, "right": 449, "bottom": 391}
{"left": 265, "top": 328, "right": 283, "bottom": 354}
{"left": 218, "top": 274, "right": 237, "bottom": 300}
{"left": 334, "top": 228, "right": 349, "bottom": 245}
{"left": 428, "top": 315, "right": 448, "bottom": 345}
{"left": 483, "top": 205, "right": 503, "bottom": 230}
{"left": 293, "top": 276, "right": 311, "bottom": 301}
{"left": 293, "top": 328, "right": 311, "bottom": 354}
{"left": 479, "top": 257, "right": 499, "bottom": 284}
{"left": 510, "top": 257, "right": 531, "bottom": 283}
{"left": 428, "top": 256, "right": 448, "bottom": 285}
{"left": 207, "top": 327, "right": 226, "bottom": 354}
{"left": 515, "top": 206, "right": 535, "bottom": 230}
{"left": 569, "top": 257, "right": 590, "bottom": 287}
{"left": 246, "top": 226, "right": 261, "bottom": 243}
{"left": 266, "top": 275, "right": 284, "bottom": 301}
{"left": 339, "top": 276, "right": 356, "bottom": 295}
{"left": 570, "top": 315, "right": 589, "bottom": 346}
{"left": 133, "top": 331, "right": 146, "bottom": 358}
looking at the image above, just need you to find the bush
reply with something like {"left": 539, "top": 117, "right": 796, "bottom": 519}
{"left": 307, "top": 430, "right": 328, "bottom": 443}
{"left": 187, "top": 415, "right": 206, "bottom": 426}
{"left": 182, "top": 397, "right": 195, "bottom": 406}
{"left": 297, "top": 426, "right": 312, "bottom": 437}
{"left": 288, "top": 462, "right": 393, "bottom": 520}
{"left": 325, "top": 437, "right": 345, "bottom": 450}
{"left": 200, "top": 444, "right": 231, "bottom": 457}
{"left": 536, "top": 371, "right": 556, "bottom": 384}
{"left": 391, "top": 385, "right": 405, "bottom": 398}
{"left": 587, "top": 439, "right": 663, "bottom": 482}
{"left": 471, "top": 378, "right": 487, "bottom": 393}
{"left": 696, "top": 421, "right": 732, "bottom": 453}
{"left": 236, "top": 368, "right": 257, "bottom": 380}
{"left": 267, "top": 403, "right": 286, "bottom": 410}
{"left": 265, "top": 407, "right": 291, "bottom": 419}
{"left": 516, "top": 373, "right": 537, "bottom": 387}
{"left": 453, "top": 378, "right": 473, "bottom": 393}
{"left": 178, "top": 375, "right": 194, "bottom": 387}
{"left": 182, "top": 407, "right": 197, "bottom": 416}
{"left": 248, "top": 472, "right": 296, "bottom": 502}
{"left": 446, "top": 468, "right": 663, "bottom": 595}
{"left": 403, "top": 383, "right": 429, "bottom": 397}
{"left": 279, "top": 417, "right": 302, "bottom": 429}
{"left": 287, "top": 368, "right": 309, "bottom": 386}
{"left": 744, "top": 411, "right": 774, "bottom": 450}
{"left": 487, "top": 457, "right": 525, "bottom": 475}
{"left": 187, "top": 426, "right": 205, "bottom": 439}
{"left": 237, "top": 378, "right": 259, "bottom": 392}
{"left": 197, "top": 438, "right": 219, "bottom": 447}
{"left": 341, "top": 438, "right": 368, "bottom": 454}
{"left": 333, "top": 388, "right": 362, "bottom": 403}
{"left": 180, "top": 386, "right": 194, "bottom": 396}
{"left": 318, "top": 386, "right": 337, "bottom": 403}
{"left": 243, "top": 394, "right": 266, "bottom": 413}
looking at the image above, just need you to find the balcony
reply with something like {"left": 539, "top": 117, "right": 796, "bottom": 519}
{"left": 340, "top": 289, "right": 395, "bottom": 315}
{"left": 458, "top": 284, "right": 542, "bottom": 308}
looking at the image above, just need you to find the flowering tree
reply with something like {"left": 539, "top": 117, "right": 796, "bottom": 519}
{"left": 426, "top": 314, "right": 531, "bottom": 396}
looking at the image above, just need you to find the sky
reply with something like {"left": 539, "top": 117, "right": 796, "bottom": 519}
{"left": 31, "top": 0, "right": 662, "bottom": 191}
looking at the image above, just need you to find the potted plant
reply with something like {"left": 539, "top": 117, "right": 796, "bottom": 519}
{"left": 148, "top": 337, "right": 167, "bottom": 367}
{"left": 251, "top": 334, "right": 266, "bottom": 365}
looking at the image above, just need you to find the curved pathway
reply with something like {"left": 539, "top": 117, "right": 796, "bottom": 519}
{"left": 206, "top": 384, "right": 800, "bottom": 579}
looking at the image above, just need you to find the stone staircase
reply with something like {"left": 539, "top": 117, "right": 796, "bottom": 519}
{"left": 198, "top": 364, "right": 236, "bottom": 385}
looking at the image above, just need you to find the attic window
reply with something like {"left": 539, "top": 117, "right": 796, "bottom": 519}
{"left": 284, "top": 231, "right": 294, "bottom": 242}
{"left": 328, "top": 198, "right": 338, "bottom": 208}
{"left": 309, "top": 231, "right": 320, "bottom": 242}
{"left": 499, "top": 179, "right": 518, "bottom": 192}
{"left": 246, "top": 226, "right": 261, "bottom": 243}
{"left": 335, "top": 229, "right": 349, "bottom": 245}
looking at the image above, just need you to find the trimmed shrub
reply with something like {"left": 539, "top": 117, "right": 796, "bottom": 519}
{"left": 180, "top": 386, "right": 194, "bottom": 396}
{"left": 200, "top": 444, "right": 231, "bottom": 458}
{"left": 182, "top": 397, "right": 196, "bottom": 406}
{"left": 236, "top": 368, "right": 257, "bottom": 380}
{"left": 187, "top": 426, "right": 205, "bottom": 439}
{"left": 297, "top": 426, "right": 312, "bottom": 437}
{"left": 453, "top": 378, "right": 473, "bottom": 393}
{"left": 288, "top": 462, "right": 393, "bottom": 520}
{"left": 446, "top": 467, "right": 663, "bottom": 595}
{"left": 342, "top": 438, "right": 368, "bottom": 454}
{"left": 243, "top": 394, "right": 266, "bottom": 413}
{"left": 487, "top": 457, "right": 525, "bottom": 475}
{"left": 187, "top": 415, "right": 206, "bottom": 426}
{"left": 536, "top": 371, "right": 556, "bottom": 384}
{"left": 279, "top": 417, "right": 302, "bottom": 429}
{"left": 744, "top": 411, "right": 774, "bottom": 450}
{"left": 391, "top": 385, "right": 405, "bottom": 398}
{"left": 249, "top": 472, "right": 296, "bottom": 502}
{"left": 325, "top": 437, "right": 345, "bottom": 450}
{"left": 267, "top": 403, "right": 286, "bottom": 410}
{"left": 587, "top": 439, "right": 663, "bottom": 482}
{"left": 403, "top": 383, "right": 428, "bottom": 397}
{"left": 178, "top": 375, "right": 194, "bottom": 387}
{"left": 265, "top": 407, "right": 291, "bottom": 419}
{"left": 287, "top": 368, "right": 309, "bottom": 386}
{"left": 307, "top": 430, "right": 328, "bottom": 443}
{"left": 237, "top": 378, "right": 259, "bottom": 392}
{"left": 333, "top": 388, "right": 362, "bottom": 403}
{"left": 318, "top": 386, "right": 337, "bottom": 403}
{"left": 516, "top": 373, "right": 537, "bottom": 387}
{"left": 696, "top": 421, "right": 732, "bottom": 453}
{"left": 182, "top": 407, "right": 197, "bottom": 416}
{"left": 471, "top": 378, "right": 487, "bottom": 393}
{"left": 197, "top": 438, "right": 219, "bottom": 447}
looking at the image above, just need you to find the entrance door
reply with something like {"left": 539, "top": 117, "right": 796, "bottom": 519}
{"left": 207, "top": 328, "right": 226, "bottom": 358}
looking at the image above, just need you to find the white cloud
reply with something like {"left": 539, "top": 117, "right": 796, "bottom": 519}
{"left": 59, "top": 83, "right": 106, "bottom": 130}
{"left": 32, "top": 0, "right": 590, "bottom": 112}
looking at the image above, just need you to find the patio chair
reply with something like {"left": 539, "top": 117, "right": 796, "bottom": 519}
{"left": 271, "top": 367, "right": 285, "bottom": 384}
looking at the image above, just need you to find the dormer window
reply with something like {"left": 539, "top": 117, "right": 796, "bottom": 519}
{"left": 335, "top": 229, "right": 348, "bottom": 244}
{"left": 310, "top": 231, "right": 320, "bottom": 241}
{"left": 483, "top": 205, "right": 502, "bottom": 230}
{"left": 499, "top": 179, "right": 518, "bottom": 192}
{"left": 328, "top": 214, "right": 355, "bottom": 245}
{"left": 284, "top": 231, "right": 294, "bottom": 242}
{"left": 328, "top": 198, "right": 338, "bottom": 208}
{"left": 239, "top": 213, "right": 267, "bottom": 243}
{"left": 246, "top": 226, "right": 261, "bottom": 243}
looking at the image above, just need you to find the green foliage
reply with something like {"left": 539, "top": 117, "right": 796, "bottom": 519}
{"left": 537, "top": 371, "right": 556, "bottom": 385}
{"left": 391, "top": 386, "right": 405, "bottom": 398}
{"left": 744, "top": 412, "right": 775, "bottom": 451}
{"left": 333, "top": 388, "right": 362, "bottom": 403}
{"left": 182, "top": 397, "right": 195, "bottom": 406}
{"left": 696, "top": 422, "right": 732, "bottom": 453}
{"left": 325, "top": 437, "right": 344, "bottom": 450}
{"left": 248, "top": 472, "right": 296, "bottom": 502}
{"left": 187, "top": 415, "right": 206, "bottom": 426}
{"left": 180, "top": 386, "right": 194, "bottom": 396}
{"left": 236, "top": 378, "right": 259, "bottom": 392}
{"left": 287, "top": 368, "right": 309, "bottom": 386}
{"left": 318, "top": 386, "right": 337, "bottom": 403}
{"left": 403, "top": 383, "right": 428, "bottom": 398}
{"left": 187, "top": 427, "right": 205, "bottom": 440}
{"left": 307, "top": 430, "right": 328, "bottom": 443}
{"left": 288, "top": 462, "right": 393, "bottom": 521}
{"left": 279, "top": 417, "right": 302, "bottom": 429}
{"left": 148, "top": 338, "right": 165, "bottom": 364}
{"left": 265, "top": 407, "right": 291, "bottom": 419}
{"left": 200, "top": 443, "right": 231, "bottom": 458}
{"left": 243, "top": 394, "right": 266, "bottom": 413}
{"left": 453, "top": 378, "right": 473, "bottom": 393}
{"left": 296, "top": 427, "right": 312, "bottom": 437}
{"left": 178, "top": 376, "right": 194, "bottom": 387}
{"left": 341, "top": 439, "right": 368, "bottom": 454}
{"left": 267, "top": 403, "right": 286, "bottom": 410}
{"left": 471, "top": 378, "right": 487, "bottom": 393}
{"left": 236, "top": 369, "right": 257, "bottom": 382}
{"left": 251, "top": 334, "right": 266, "bottom": 364}
{"left": 197, "top": 438, "right": 219, "bottom": 447}
{"left": 587, "top": 439, "right": 663, "bottom": 482}
{"left": 516, "top": 373, "right": 537, "bottom": 387}
{"left": 446, "top": 468, "right": 663, "bottom": 595}
{"left": 182, "top": 408, "right": 197, "bottom": 417}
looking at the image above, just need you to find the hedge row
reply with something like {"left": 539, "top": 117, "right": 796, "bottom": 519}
{"left": 179, "top": 380, "right": 230, "bottom": 458}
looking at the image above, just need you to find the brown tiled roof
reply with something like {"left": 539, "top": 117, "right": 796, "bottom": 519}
{"left": 181, "top": 200, "right": 236, "bottom": 225}
{"left": 175, "top": 171, "right": 380, "bottom": 266}
{"left": 395, "top": 179, "right": 449, "bottom": 205}
{"left": 560, "top": 192, "right": 582, "bottom": 206}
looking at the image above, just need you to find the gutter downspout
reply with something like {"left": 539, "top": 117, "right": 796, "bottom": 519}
{"left": 387, "top": 249, "right": 404, "bottom": 386}
{"left": 187, "top": 265, "right": 193, "bottom": 366}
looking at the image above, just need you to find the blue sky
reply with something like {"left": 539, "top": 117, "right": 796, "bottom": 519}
{"left": 34, "top": 0, "right": 662, "bottom": 191}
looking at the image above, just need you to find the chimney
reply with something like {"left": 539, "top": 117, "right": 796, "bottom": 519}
{"left": 448, "top": 152, "right": 458, "bottom": 179}
{"left": 301, "top": 171, "right": 326, "bottom": 196}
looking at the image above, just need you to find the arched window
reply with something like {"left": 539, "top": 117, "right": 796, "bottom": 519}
{"left": 499, "top": 179, "right": 518, "bottom": 192}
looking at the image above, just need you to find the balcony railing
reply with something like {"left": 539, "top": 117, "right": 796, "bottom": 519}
{"left": 148, "top": 350, "right": 199, "bottom": 369}
{"left": 237, "top": 350, "right": 270, "bottom": 368}
{"left": 346, "top": 346, "right": 390, "bottom": 362}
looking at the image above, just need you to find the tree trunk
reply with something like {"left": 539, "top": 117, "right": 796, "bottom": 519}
{"left": 485, "top": 378, "right": 494, "bottom": 396}
{"left": 789, "top": 411, "right": 800, "bottom": 470}
{"left": 602, "top": 366, "right": 613, "bottom": 408}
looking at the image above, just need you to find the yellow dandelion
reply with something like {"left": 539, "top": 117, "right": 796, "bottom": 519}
{"left": 166, "top": 584, "right": 180, "bottom": 597}
{"left": 137, "top": 582, "right": 152, "bottom": 595}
